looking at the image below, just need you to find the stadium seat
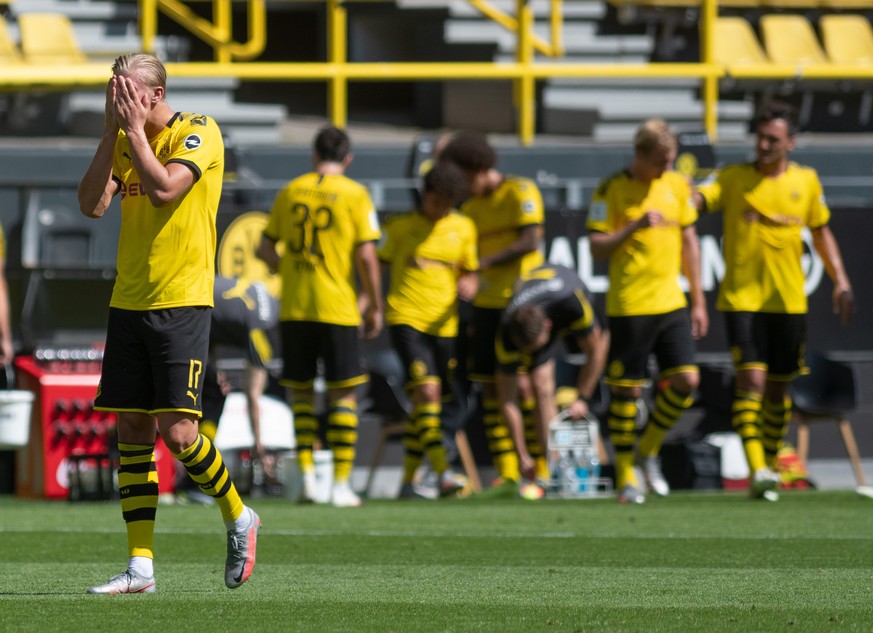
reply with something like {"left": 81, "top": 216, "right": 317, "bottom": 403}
{"left": 713, "top": 17, "right": 770, "bottom": 67}
{"left": 760, "top": 14, "right": 828, "bottom": 66}
{"left": 609, "top": 0, "right": 762, "bottom": 9}
{"left": 360, "top": 347, "right": 481, "bottom": 497}
{"left": 0, "top": 15, "right": 23, "bottom": 65}
{"left": 18, "top": 13, "right": 88, "bottom": 65}
{"left": 819, "top": 0, "right": 873, "bottom": 7}
{"left": 607, "top": 0, "right": 761, "bottom": 6}
{"left": 759, "top": 0, "right": 820, "bottom": 8}
{"left": 820, "top": 15, "right": 873, "bottom": 66}
{"left": 790, "top": 352, "right": 870, "bottom": 493}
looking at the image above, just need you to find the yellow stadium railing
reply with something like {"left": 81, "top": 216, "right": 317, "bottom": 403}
{"left": 0, "top": 0, "right": 871, "bottom": 145}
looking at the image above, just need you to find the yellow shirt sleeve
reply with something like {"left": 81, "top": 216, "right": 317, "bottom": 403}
{"left": 512, "top": 179, "right": 544, "bottom": 227}
{"left": 805, "top": 168, "right": 831, "bottom": 229}
{"left": 353, "top": 187, "right": 381, "bottom": 244}
{"left": 460, "top": 217, "right": 479, "bottom": 272}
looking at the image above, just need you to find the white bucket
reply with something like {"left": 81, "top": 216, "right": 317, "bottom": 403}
{"left": 0, "top": 390, "right": 35, "bottom": 449}
{"left": 312, "top": 450, "right": 334, "bottom": 504}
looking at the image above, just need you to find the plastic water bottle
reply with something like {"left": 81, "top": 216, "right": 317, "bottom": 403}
{"left": 575, "top": 461, "right": 589, "bottom": 493}
{"left": 575, "top": 446, "right": 599, "bottom": 495}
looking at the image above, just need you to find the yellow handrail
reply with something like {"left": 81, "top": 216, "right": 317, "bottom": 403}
{"left": 3, "top": 1, "right": 871, "bottom": 145}
{"left": 328, "top": 0, "right": 348, "bottom": 128}
{"left": 470, "top": 0, "right": 565, "bottom": 57}
{"left": 141, "top": 0, "right": 266, "bottom": 62}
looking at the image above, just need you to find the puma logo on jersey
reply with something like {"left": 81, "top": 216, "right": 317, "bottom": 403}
{"left": 186, "top": 390, "right": 198, "bottom": 405}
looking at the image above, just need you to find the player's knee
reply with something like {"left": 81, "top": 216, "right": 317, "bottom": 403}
{"left": 669, "top": 371, "right": 698, "bottom": 395}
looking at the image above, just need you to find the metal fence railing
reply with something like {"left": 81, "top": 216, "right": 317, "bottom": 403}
{"left": 0, "top": 0, "right": 870, "bottom": 145}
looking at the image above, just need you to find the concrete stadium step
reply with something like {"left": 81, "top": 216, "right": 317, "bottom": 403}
{"left": 8, "top": 1, "right": 175, "bottom": 62}
{"left": 590, "top": 121, "right": 750, "bottom": 142}
{"left": 543, "top": 87, "right": 753, "bottom": 119}
{"left": 398, "top": 0, "right": 606, "bottom": 20}
{"left": 445, "top": 20, "right": 652, "bottom": 57}
{"left": 9, "top": 0, "right": 137, "bottom": 21}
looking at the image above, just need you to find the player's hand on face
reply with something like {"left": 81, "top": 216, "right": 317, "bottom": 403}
{"left": 103, "top": 78, "right": 119, "bottom": 133}
{"left": 113, "top": 75, "right": 150, "bottom": 132}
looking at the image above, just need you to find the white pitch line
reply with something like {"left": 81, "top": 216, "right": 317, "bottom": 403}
{"left": 0, "top": 525, "right": 871, "bottom": 540}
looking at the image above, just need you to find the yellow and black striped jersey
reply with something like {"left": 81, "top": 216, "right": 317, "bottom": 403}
{"left": 460, "top": 176, "right": 544, "bottom": 309}
{"left": 378, "top": 209, "right": 478, "bottom": 337}
{"left": 110, "top": 112, "right": 224, "bottom": 310}
{"left": 264, "top": 172, "right": 381, "bottom": 326}
{"left": 698, "top": 162, "right": 830, "bottom": 314}
{"left": 587, "top": 170, "right": 697, "bottom": 317}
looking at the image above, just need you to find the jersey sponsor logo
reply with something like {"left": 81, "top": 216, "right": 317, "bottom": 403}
{"left": 120, "top": 182, "right": 148, "bottom": 200}
{"left": 507, "top": 277, "right": 564, "bottom": 312}
{"left": 743, "top": 207, "right": 803, "bottom": 227}
{"left": 158, "top": 144, "right": 170, "bottom": 160}
{"left": 183, "top": 134, "right": 202, "bottom": 151}
{"left": 478, "top": 226, "right": 525, "bottom": 241}
{"left": 294, "top": 259, "right": 318, "bottom": 272}
{"left": 405, "top": 255, "right": 453, "bottom": 270}
{"left": 546, "top": 230, "right": 825, "bottom": 298}
{"left": 251, "top": 282, "right": 276, "bottom": 322}
{"left": 521, "top": 200, "right": 536, "bottom": 214}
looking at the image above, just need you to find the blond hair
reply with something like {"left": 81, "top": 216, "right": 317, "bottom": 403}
{"left": 112, "top": 53, "right": 167, "bottom": 93}
{"left": 633, "top": 118, "right": 676, "bottom": 156}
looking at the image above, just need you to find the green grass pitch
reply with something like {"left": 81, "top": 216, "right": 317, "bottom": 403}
{"left": 1, "top": 490, "right": 872, "bottom": 632}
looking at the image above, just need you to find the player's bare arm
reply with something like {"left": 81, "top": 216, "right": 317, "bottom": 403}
{"left": 479, "top": 224, "right": 543, "bottom": 270}
{"left": 0, "top": 255, "right": 11, "bottom": 364}
{"left": 529, "top": 360, "right": 558, "bottom": 446}
{"left": 495, "top": 370, "right": 534, "bottom": 479}
{"left": 681, "top": 225, "right": 709, "bottom": 339}
{"left": 256, "top": 234, "right": 280, "bottom": 274}
{"left": 812, "top": 225, "right": 855, "bottom": 325}
{"left": 567, "top": 326, "right": 609, "bottom": 420}
{"left": 244, "top": 364, "right": 268, "bottom": 458}
{"left": 114, "top": 75, "right": 195, "bottom": 207}
{"left": 78, "top": 79, "right": 121, "bottom": 219}
{"left": 355, "top": 240, "right": 384, "bottom": 339}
